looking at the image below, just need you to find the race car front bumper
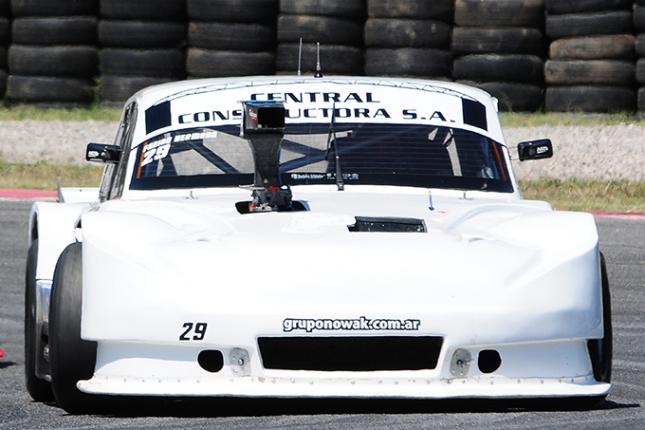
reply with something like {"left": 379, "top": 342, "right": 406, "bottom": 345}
{"left": 78, "top": 338, "right": 610, "bottom": 399}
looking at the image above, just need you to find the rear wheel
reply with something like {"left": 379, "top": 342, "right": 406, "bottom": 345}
{"left": 49, "top": 242, "right": 98, "bottom": 414}
{"left": 24, "top": 240, "right": 55, "bottom": 402}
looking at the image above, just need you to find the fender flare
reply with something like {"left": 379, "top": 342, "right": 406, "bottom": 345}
{"left": 29, "top": 201, "right": 90, "bottom": 281}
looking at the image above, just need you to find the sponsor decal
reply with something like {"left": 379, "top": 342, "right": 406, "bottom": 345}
{"left": 290, "top": 173, "right": 359, "bottom": 181}
{"left": 172, "top": 90, "right": 460, "bottom": 127}
{"left": 141, "top": 135, "right": 172, "bottom": 167}
{"left": 283, "top": 316, "right": 421, "bottom": 333}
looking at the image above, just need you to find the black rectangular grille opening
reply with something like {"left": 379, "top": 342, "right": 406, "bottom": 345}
{"left": 348, "top": 216, "right": 427, "bottom": 233}
{"left": 258, "top": 336, "right": 443, "bottom": 371}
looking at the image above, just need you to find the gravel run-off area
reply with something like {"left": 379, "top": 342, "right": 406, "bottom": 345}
{"left": 0, "top": 120, "right": 642, "bottom": 181}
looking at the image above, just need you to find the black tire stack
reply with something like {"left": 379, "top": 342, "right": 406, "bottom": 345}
{"left": 544, "top": 0, "right": 635, "bottom": 112}
{"left": 634, "top": 0, "right": 645, "bottom": 111}
{"left": 364, "top": 0, "right": 452, "bottom": 79}
{"left": 7, "top": 0, "right": 99, "bottom": 106}
{"left": 0, "top": 0, "right": 9, "bottom": 97}
{"left": 186, "top": 0, "right": 277, "bottom": 78}
{"left": 451, "top": 0, "right": 545, "bottom": 112}
{"left": 98, "top": 0, "right": 186, "bottom": 106}
{"left": 276, "top": 0, "right": 364, "bottom": 76}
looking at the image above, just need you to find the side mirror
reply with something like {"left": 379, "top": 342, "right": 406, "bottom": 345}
{"left": 517, "top": 139, "right": 553, "bottom": 161}
{"left": 86, "top": 143, "right": 122, "bottom": 164}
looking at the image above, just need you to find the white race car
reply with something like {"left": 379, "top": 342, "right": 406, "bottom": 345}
{"left": 25, "top": 76, "right": 611, "bottom": 413}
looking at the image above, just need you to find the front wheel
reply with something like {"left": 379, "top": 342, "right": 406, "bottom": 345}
{"left": 49, "top": 242, "right": 98, "bottom": 414}
{"left": 588, "top": 252, "right": 612, "bottom": 384}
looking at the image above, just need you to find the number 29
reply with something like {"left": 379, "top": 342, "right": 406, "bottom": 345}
{"left": 180, "top": 322, "right": 208, "bottom": 341}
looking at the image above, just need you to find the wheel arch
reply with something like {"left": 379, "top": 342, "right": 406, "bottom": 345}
{"left": 29, "top": 201, "right": 89, "bottom": 281}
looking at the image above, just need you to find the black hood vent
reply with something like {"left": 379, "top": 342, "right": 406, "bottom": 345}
{"left": 348, "top": 216, "right": 427, "bottom": 233}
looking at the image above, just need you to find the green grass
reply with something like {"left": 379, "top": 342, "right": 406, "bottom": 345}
{"left": 0, "top": 105, "right": 121, "bottom": 122}
{"left": 520, "top": 179, "right": 645, "bottom": 213}
{"left": 0, "top": 161, "right": 103, "bottom": 190}
{"left": 499, "top": 112, "right": 645, "bottom": 127}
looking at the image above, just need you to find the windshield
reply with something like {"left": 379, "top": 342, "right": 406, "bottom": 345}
{"left": 130, "top": 124, "right": 512, "bottom": 192}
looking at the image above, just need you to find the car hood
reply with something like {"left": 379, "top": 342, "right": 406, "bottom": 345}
{"left": 80, "top": 186, "right": 601, "bottom": 343}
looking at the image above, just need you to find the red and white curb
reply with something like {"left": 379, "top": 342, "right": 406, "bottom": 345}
{"left": 0, "top": 189, "right": 57, "bottom": 199}
{"left": 589, "top": 211, "right": 645, "bottom": 219}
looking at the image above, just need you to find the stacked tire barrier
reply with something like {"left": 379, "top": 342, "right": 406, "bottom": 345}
{"left": 452, "top": 0, "right": 545, "bottom": 112}
{"left": 2, "top": 1, "right": 645, "bottom": 113}
{"left": 7, "top": 0, "right": 99, "bottom": 106}
{"left": 276, "top": 0, "right": 363, "bottom": 75}
{"left": 0, "top": 0, "right": 8, "bottom": 97}
{"left": 544, "top": 0, "right": 635, "bottom": 112}
{"left": 364, "top": 0, "right": 453, "bottom": 79}
{"left": 98, "top": 0, "right": 186, "bottom": 105}
{"left": 187, "top": 0, "right": 277, "bottom": 79}
{"left": 635, "top": 0, "right": 645, "bottom": 110}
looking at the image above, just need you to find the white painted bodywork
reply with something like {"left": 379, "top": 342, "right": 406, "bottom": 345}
{"left": 31, "top": 76, "right": 609, "bottom": 400}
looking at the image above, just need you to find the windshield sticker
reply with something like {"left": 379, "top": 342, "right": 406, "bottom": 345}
{"left": 141, "top": 136, "right": 171, "bottom": 167}
{"left": 173, "top": 130, "right": 217, "bottom": 142}
{"left": 283, "top": 316, "right": 421, "bottom": 333}
{"left": 291, "top": 173, "right": 359, "bottom": 181}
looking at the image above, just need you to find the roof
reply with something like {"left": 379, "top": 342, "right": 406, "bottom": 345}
{"left": 125, "top": 76, "right": 506, "bottom": 146}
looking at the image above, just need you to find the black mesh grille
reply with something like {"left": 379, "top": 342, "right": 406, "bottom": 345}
{"left": 258, "top": 336, "right": 443, "bottom": 371}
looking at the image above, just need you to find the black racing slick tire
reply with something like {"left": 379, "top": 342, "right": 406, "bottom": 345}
{"left": 0, "top": 17, "right": 8, "bottom": 45}
{"left": 99, "top": 0, "right": 185, "bottom": 21}
{"left": 452, "top": 54, "right": 544, "bottom": 85}
{"left": 6, "top": 75, "right": 94, "bottom": 104}
{"left": 545, "top": 11, "right": 633, "bottom": 39}
{"left": 637, "top": 87, "right": 645, "bottom": 111}
{"left": 637, "top": 59, "right": 645, "bottom": 85}
{"left": 186, "top": 49, "right": 275, "bottom": 78}
{"left": 364, "top": 19, "right": 451, "bottom": 49}
{"left": 11, "top": 0, "right": 97, "bottom": 17}
{"left": 187, "top": 0, "right": 278, "bottom": 23}
{"left": 99, "top": 75, "right": 174, "bottom": 102}
{"left": 188, "top": 21, "right": 276, "bottom": 52}
{"left": 98, "top": 20, "right": 186, "bottom": 49}
{"left": 100, "top": 48, "right": 185, "bottom": 78}
{"left": 548, "top": 35, "right": 635, "bottom": 60}
{"left": 49, "top": 242, "right": 98, "bottom": 414}
{"left": 280, "top": 0, "right": 365, "bottom": 18}
{"left": 277, "top": 15, "right": 363, "bottom": 46}
{"left": 11, "top": 17, "right": 97, "bottom": 46}
{"left": 25, "top": 240, "right": 55, "bottom": 403}
{"left": 367, "top": 0, "right": 453, "bottom": 21}
{"left": 545, "top": 85, "right": 636, "bottom": 113}
{"left": 587, "top": 252, "right": 612, "bottom": 389}
{"left": 545, "top": 0, "right": 632, "bottom": 14}
{"left": 8, "top": 45, "right": 99, "bottom": 78}
{"left": 454, "top": 0, "right": 544, "bottom": 28}
{"left": 544, "top": 59, "right": 635, "bottom": 86}
{"left": 467, "top": 81, "right": 543, "bottom": 112}
{"left": 365, "top": 48, "right": 452, "bottom": 78}
{"left": 451, "top": 27, "right": 544, "bottom": 56}
{"left": 634, "top": 6, "right": 645, "bottom": 33}
{"left": 276, "top": 43, "right": 363, "bottom": 75}
{"left": 637, "top": 34, "right": 645, "bottom": 58}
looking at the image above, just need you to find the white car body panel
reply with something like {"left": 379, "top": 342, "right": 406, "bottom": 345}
{"left": 30, "top": 76, "right": 610, "bottom": 401}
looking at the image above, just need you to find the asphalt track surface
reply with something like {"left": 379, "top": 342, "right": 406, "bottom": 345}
{"left": 1, "top": 199, "right": 644, "bottom": 429}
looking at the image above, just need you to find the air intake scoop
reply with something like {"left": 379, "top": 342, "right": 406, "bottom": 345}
{"left": 348, "top": 216, "right": 427, "bottom": 233}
